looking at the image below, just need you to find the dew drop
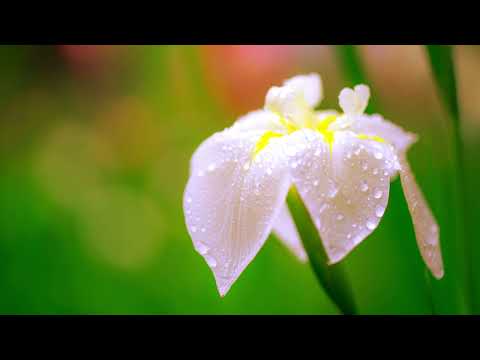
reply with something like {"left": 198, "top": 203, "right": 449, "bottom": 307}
{"left": 373, "top": 168, "right": 379, "bottom": 175}
{"left": 336, "top": 213, "right": 344, "bottom": 221}
{"left": 186, "top": 197, "right": 192, "bottom": 203}
{"left": 201, "top": 227, "right": 206, "bottom": 233}
{"left": 360, "top": 181, "right": 369, "bottom": 192}
{"left": 361, "top": 161, "right": 368, "bottom": 171}
{"left": 243, "top": 162, "right": 250, "bottom": 171}
{"left": 205, "top": 255, "right": 217, "bottom": 268}
{"left": 374, "top": 152, "right": 383, "bottom": 160}
{"left": 197, "top": 242, "right": 208, "bottom": 255}
{"left": 375, "top": 205, "right": 385, "bottom": 217}
{"left": 208, "top": 163, "right": 216, "bottom": 172}
{"left": 366, "top": 220, "right": 376, "bottom": 230}
{"left": 318, "top": 203, "right": 328, "bottom": 214}
{"left": 313, "top": 180, "right": 319, "bottom": 187}
{"left": 328, "top": 187, "right": 338, "bottom": 198}
{"left": 191, "top": 226, "right": 197, "bottom": 233}
{"left": 373, "top": 189, "right": 383, "bottom": 199}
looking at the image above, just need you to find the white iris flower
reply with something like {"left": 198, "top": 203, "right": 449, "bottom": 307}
{"left": 184, "top": 73, "right": 444, "bottom": 296}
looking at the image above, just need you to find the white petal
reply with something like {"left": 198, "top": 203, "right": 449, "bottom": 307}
{"left": 351, "top": 113, "right": 417, "bottom": 153}
{"left": 354, "top": 84, "right": 370, "bottom": 110}
{"left": 338, "top": 85, "right": 370, "bottom": 115}
{"left": 184, "top": 128, "right": 291, "bottom": 296}
{"left": 264, "top": 74, "right": 322, "bottom": 124}
{"left": 232, "top": 110, "right": 285, "bottom": 133}
{"left": 264, "top": 85, "right": 299, "bottom": 119}
{"left": 398, "top": 153, "right": 444, "bottom": 279}
{"left": 283, "top": 73, "right": 323, "bottom": 108}
{"left": 287, "top": 129, "right": 398, "bottom": 264}
{"left": 272, "top": 204, "right": 307, "bottom": 262}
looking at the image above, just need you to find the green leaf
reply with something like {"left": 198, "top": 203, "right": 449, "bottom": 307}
{"left": 426, "top": 46, "right": 460, "bottom": 122}
{"left": 425, "top": 45, "right": 473, "bottom": 313}
{"left": 286, "top": 188, "right": 357, "bottom": 315}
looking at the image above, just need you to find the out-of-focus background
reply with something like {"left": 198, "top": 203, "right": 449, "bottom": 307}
{"left": 0, "top": 45, "right": 479, "bottom": 314}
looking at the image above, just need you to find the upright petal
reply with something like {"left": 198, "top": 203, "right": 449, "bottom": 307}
{"left": 398, "top": 153, "right": 444, "bottom": 279}
{"left": 232, "top": 109, "right": 285, "bottom": 133}
{"left": 339, "top": 84, "right": 370, "bottom": 115}
{"left": 351, "top": 114, "right": 417, "bottom": 153}
{"left": 264, "top": 74, "right": 322, "bottom": 125}
{"left": 283, "top": 73, "right": 323, "bottom": 108}
{"left": 184, "top": 128, "right": 291, "bottom": 296}
{"left": 287, "top": 129, "right": 399, "bottom": 264}
{"left": 272, "top": 204, "right": 307, "bottom": 262}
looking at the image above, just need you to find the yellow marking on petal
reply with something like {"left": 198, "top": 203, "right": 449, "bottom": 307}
{"left": 316, "top": 114, "right": 338, "bottom": 152}
{"left": 278, "top": 117, "right": 298, "bottom": 133}
{"left": 356, "top": 134, "right": 386, "bottom": 143}
{"left": 253, "top": 131, "right": 284, "bottom": 158}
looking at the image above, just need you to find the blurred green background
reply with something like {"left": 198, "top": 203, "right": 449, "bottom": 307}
{"left": 0, "top": 45, "right": 479, "bottom": 314}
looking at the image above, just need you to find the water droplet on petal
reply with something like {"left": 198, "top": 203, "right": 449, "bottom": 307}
{"left": 319, "top": 203, "right": 328, "bottom": 214}
{"left": 243, "top": 162, "right": 250, "bottom": 171}
{"left": 313, "top": 180, "right": 319, "bottom": 187}
{"left": 374, "top": 151, "right": 383, "bottom": 160}
{"left": 336, "top": 213, "right": 344, "bottom": 221}
{"left": 205, "top": 255, "right": 217, "bottom": 268}
{"left": 328, "top": 187, "right": 338, "bottom": 198}
{"left": 374, "top": 189, "right": 383, "bottom": 199}
{"left": 208, "top": 163, "right": 216, "bottom": 172}
{"left": 191, "top": 226, "right": 197, "bottom": 233}
{"left": 186, "top": 197, "right": 192, "bottom": 203}
{"left": 375, "top": 205, "right": 385, "bottom": 217}
{"left": 366, "top": 220, "right": 376, "bottom": 230}
{"left": 360, "top": 181, "right": 369, "bottom": 192}
{"left": 197, "top": 242, "right": 208, "bottom": 255}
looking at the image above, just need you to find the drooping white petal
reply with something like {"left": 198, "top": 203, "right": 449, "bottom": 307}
{"left": 272, "top": 204, "right": 307, "bottom": 262}
{"left": 351, "top": 114, "right": 417, "bottom": 153}
{"left": 339, "top": 84, "right": 370, "bottom": 115}
{"left": 286, "top": 129, "right": 398, "bottom": 264}
{"left": 184, "top": 128, "right": 291, "bottom": 296}
{"left": 398, "top": 153, "right": 444, "bottom": 279}
{"left": 283, "top": 73, "right": 323, "bottom": 108}
{"left": 232, "top": 110, "right": 285, "bottom": 133}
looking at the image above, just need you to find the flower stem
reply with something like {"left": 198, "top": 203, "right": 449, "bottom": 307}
{"left": 286, "top": 187, "right": 357, "bottom": 315}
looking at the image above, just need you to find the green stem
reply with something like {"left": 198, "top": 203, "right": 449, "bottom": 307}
{"left": 286, "top": 188, "right": 357, "bottom": 315}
